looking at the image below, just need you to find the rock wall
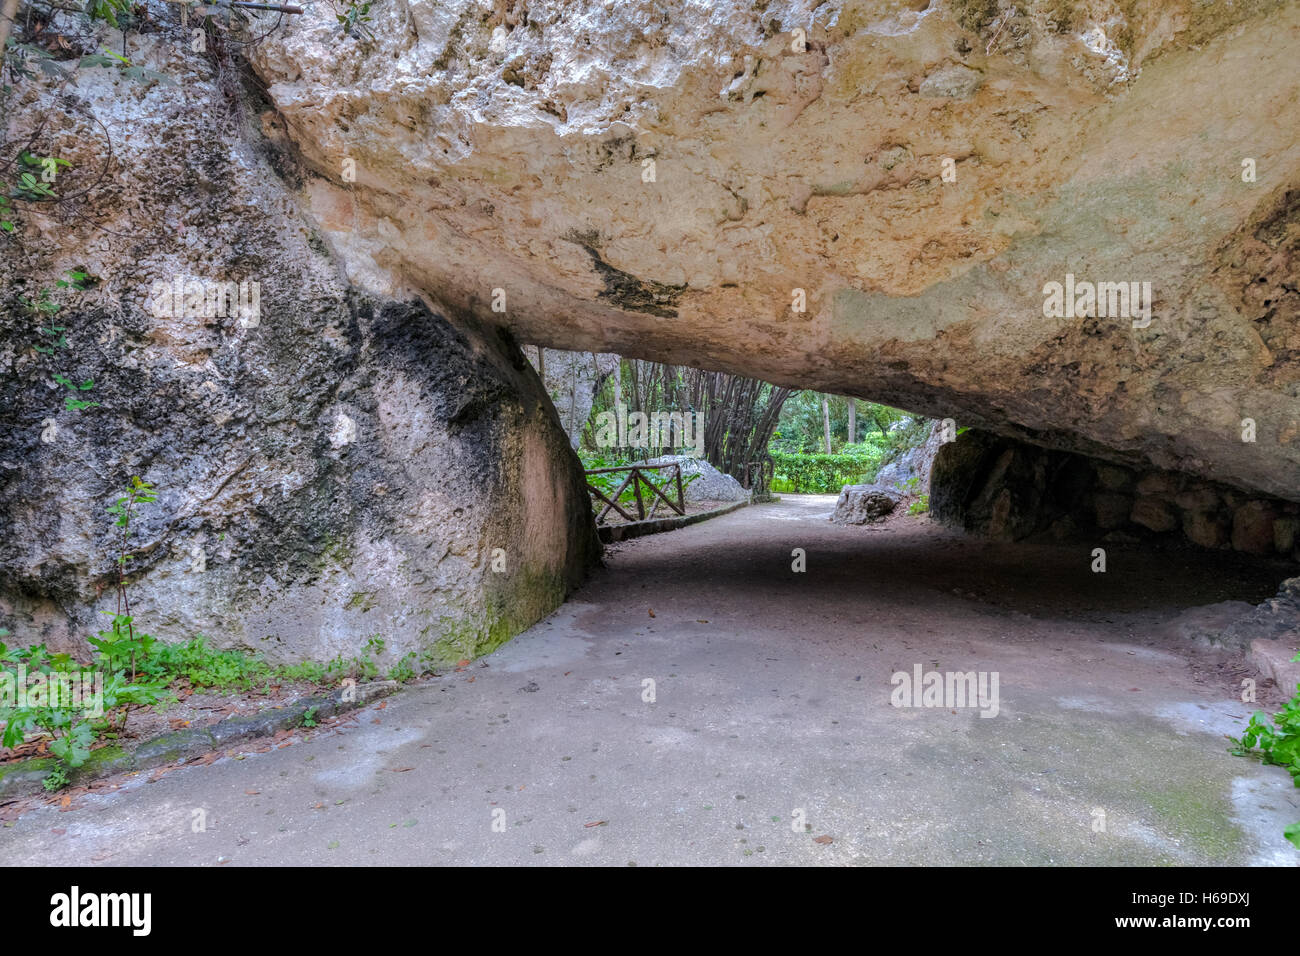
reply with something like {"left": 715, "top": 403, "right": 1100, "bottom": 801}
{"left": 246, "top": 0, "right": 1300, "bottom": 503}
{"left": 0, "top": 10, "right": 598, "bottom": 664}
{"left": 931, "top": 430, "right": 1300, "bottom": 560}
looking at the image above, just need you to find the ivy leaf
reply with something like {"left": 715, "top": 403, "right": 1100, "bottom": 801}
{"left": 37, "top": 59, "right": 72, "bottom": 79}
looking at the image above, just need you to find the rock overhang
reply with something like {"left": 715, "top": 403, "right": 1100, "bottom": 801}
{"left": 246, "top": 0, "right": 1300, "bottom": 501}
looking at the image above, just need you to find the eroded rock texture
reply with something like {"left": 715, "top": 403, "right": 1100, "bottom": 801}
{"left": 0, "top": 15, "right": 598, "bottom": 663}
{"left": 248, "top": 0, "right": 1300, "bottom": 501}
{"left": 930, "top": 429, "right": 1300, "bottom": 558}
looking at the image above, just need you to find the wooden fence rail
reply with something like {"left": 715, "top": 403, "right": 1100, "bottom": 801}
{"left": 585, "top": 463, "right": 686, "bottom": 525}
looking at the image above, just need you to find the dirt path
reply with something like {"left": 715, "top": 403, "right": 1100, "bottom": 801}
{"left": 3, "top": 495, "right": 1297, "bottom": 865}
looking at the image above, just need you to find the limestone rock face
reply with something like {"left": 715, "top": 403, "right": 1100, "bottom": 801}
{"left": 0, "top": 15, "right": 598, "bottom": 663}
{"left": 931, "top": 430, "right": 1300, "bottom": 557}
{"left": 248, "top": 0, "right": 1300, "bottom": 501}
{"left": 873, "top": 420, "right": 948, "bottom": 493}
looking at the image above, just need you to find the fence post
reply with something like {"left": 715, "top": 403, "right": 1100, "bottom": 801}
{"left": 632, "top": 467, "right": 646, "bottom": 519}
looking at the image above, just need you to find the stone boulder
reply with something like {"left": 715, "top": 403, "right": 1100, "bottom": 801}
{"left": 873, "top": 420, "right": 948, "bottom": 494}
{"left": 644, "top": 456, "right": 748, "bottom": 503}
{"left": 1248, "top": 639, "right": 1300, "bottom": 696}
{"left": 831, "top": 486, "right": 900, "bottom": 525}
{"left": 1223, "top": 578, "right": 1300, "bottom": 649}
{"left": 0, "top": 17, "right": 599, "bottom": 665}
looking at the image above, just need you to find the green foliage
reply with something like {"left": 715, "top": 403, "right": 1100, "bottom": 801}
{"left": 79, "top": 49, "right": 175, "bottom": 86}
{"left": 48, "top": 720, "right": 94, "bottom": 768}
{"left": 300, "top": 706, "right": 319, "bottom": 729}
{"left": 1230, "top": 652, "right": 1300, "bottom": 848}
{"left": 580, "top": 453, "right": 635, "bottom": 504}
{"left": 88, "top": 613, "right": 155, "bottom": 674}
{"left": 907, "top": 494, "right": 930, "bottom": 516}
{"left": 2, "top": 154, "right": 72, "bottom": 233}
{"left": 0, "top": 639, "right": 167, "bottom": 784}
{"left": 769, "top": 452, "right": 877, "bottom": 494}
{"left": 85, "top": 0, "right": 134, "bottom": 28}
{"left": 336, "top": 1, "right": 374, "bottom": 40}
{"left": 42, "top": 766, "right": 70, "bottom": 791}
{"left": 22, "top": 273, "right": 99, "bottom": 413}
{"left": 137, "top": 635, "right": 273, "bottom": 690}
{"left": 388, "top": 651, "right": 418, "bottom": 683}
{"left": 54, "top": 370, "right": 99, "bottom": 410}
{"left": 772, "top": 395, "right": 915, "bottom": 455}
{"left": 107, "top": 475, "right": 156, "bottom": 534}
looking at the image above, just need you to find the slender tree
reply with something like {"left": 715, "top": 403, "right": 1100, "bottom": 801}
{"left": 821, "top": 396, "right": 832, "bottom": 454}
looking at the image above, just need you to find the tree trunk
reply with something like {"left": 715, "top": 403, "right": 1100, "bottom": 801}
{"left": 821, "top": 395, "right": 832, "bottom": 454}
{"left": 0, "top": 0, "right": 19, "bottom": 54}
{"left": 846, "top": 398, "right": 856, "bottom": 448}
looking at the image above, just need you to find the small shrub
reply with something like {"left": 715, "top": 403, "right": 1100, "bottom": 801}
{"left": 769, "top": 452, "right": 878, "bottom": 494}
{"left": 1230, "top": 652, "right": 1300, "bottom": 848}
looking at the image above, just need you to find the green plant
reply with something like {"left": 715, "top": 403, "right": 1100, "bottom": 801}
{"left": 388, "top": 651, "right": 418, "bottom": 683}
{"left": 43, "top": 766, "right": 69, "bottom": 791}
{"left": 907, "top": 494, "right": 930, "bottom": 516}
{"left": 89, "top": 613, "right": 154, "bottom": 675}
{"left": 23, "top": 273, "right": 98, "bottom": 414}
{"left": 1230, "top": 652, "right": 1300, "bottom": 849}
{"left": 580, "top": 454, "right": 701, "bottom": 516}
{"left": 336, "top": 0, "right": 374, "bottom": 40}
{"left": 104, "top": 476, "right": 156, "bottom": 679}
{"left": 85, "top": 0, "right": 134, "bottom": 28}
{"left": 78, "top": 48, "right": 174, "bottom": 85}
{"left": 301, "top": 706, "right": 319, "bottom": 729}
{"left": 54, "top": 373, "right": 99, "bottom": 411}
{"left": 139, "top": 635, "right": 274, "bottom": 690}
{"left": 0, "top": 638, "right": 166, "bottom": 784}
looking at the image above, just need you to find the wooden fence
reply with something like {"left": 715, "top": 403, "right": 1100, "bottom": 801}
{"left": 585, "top": 463, "right": 686, "bottom": 525}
